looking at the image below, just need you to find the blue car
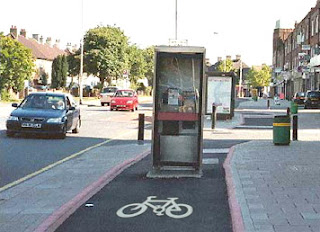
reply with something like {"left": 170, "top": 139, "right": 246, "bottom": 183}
{"left": 6, "top": 92, "right": 81, "bottom": 139}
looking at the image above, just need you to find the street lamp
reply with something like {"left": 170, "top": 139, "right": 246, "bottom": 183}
{"left": 238, "top": 58, "right": 243, "bottom": 98}
{"left": 79, "top": 0, "right": 84, "bottom": 105}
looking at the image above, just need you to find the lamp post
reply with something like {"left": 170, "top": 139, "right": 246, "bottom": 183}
{"left": 79, "top": 0, "right": 84, "bottom": 105}
{"left": 238, "top": 59, "right": 243, "bottom": 98}
{"left": 175, "top": 0, "right": 178, "bottom": 40}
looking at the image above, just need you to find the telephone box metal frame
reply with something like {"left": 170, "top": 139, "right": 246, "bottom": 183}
{"left": 150, "top": 46, "right": 206, "bottom": 176}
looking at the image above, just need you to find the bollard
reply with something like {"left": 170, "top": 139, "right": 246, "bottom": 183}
{"left": 138, "top": 113, "right": 145, "bottom": 141}
{"left": 293, "top": 115, "right": 298, "bottom": 141}
{"left": 211, "top": 104, "right": 216, "bottom": 129}
{"left": 267, "top": 99, "right": 270, "bottom": 109}
{"left": 286, "top": 107, "right": 290, "bottom": 116}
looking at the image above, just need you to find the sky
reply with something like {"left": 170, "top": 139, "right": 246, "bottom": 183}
{"left": 0, "top": 0, "right": 317, "bottom": 67}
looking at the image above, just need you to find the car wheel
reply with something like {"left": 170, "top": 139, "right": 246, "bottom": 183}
{"left": 6, "top": 131, "right": 14, "bottom": 137}
{"left": 135, "top": 105, "right": 138, "bottom": 111}
{"left": 72, "top": 118, "right": 80, "bottom": 134}
{"left": 58, "top": 124, "right": 67, "bottom": 139}
{"left": 101, "top": 103, "right": 105, "bottom": 106}
{"left": 131, "top": 107, "right": 135, "bottom": 112}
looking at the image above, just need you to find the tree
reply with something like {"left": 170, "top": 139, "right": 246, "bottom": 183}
{"left": 51, "top": 55, "right": 68, "bottom": 89}
{"left": 127, "top": 45, "right": 147, "bottom": 86}
{"left": 247, "top": 65, "right": 271, "bottom": 88}
{"left": 61, "top": 55, "right": 68, "bottom": 88}
{"left": 84, "top": 25, "right": 129, "bottom": 86}
{"left": 67, "top": 51, "right": 80, "bottom": 88}
{"left": 0, "top": 35, "right": 35, "bottom": 92}
{"left": 143, "top": 46, "right": 154, "bottom": 87}
{"left": 217, "top": 58, "right": 234, "bottom": 72}
{"left": 51, "top": 56, "right": 62, "bottom": 88}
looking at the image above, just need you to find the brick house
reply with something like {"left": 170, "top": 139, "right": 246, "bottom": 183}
{"left": 8, "top": 26, "right": 66, "bottom": 87}
{"left": 272, "top": 1, "right": 320, "bottom": 99}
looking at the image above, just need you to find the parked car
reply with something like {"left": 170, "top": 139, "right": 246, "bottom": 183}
{"left": 304, "top": 90, "right": 320, "bottom": 109}
{"left": 6, "top": 92, "right": 81, "bottom": 139}
{"left": 110, "top": 89, "right": 139, "bottom": 112}
{"left": 100, "top": 86, "right": 119, "bottom": 106}
{"left": 292, "top": 92, "right": 306, "bottom": 105}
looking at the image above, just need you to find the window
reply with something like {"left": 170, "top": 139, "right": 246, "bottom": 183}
{"left": 312, "top": 20, "right": 314, "bottom": 36}
{"left": 316, "top": 16, "right": 319, "bottom": 34}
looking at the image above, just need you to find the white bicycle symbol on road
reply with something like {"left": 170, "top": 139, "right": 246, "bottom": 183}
{"left": 116, "top": 196, "right": 193, "bottom": 219}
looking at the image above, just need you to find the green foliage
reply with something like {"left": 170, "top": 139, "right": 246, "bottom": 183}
{"left": 51, "top": 55, "right": 68, "bottom": 89}
{"left": 143, "top": 46, "right": 154, "bottom": 86}
{"left": 67, "top": 51, "right": 80, "bottom": 77}
{"left": 0, "top": 89, "right": 12, "bottom": 101}
{"left": 0, "top": 35, "right": 35, "bottom": 92}
{"left": 217, "top": 59, "right": 234, "bottom": 72}
{"left": 247, "top": 65, "right": 271, "bottom": 87}
{"left": 61, "top": 55, "right": 68, "bottom": 87}
{"left": 40, "top": 72, "right": 48, "bottom": 85}
{"left": 127, "top": 45, "right": 147, "bottom": 85}
{"left": 84, "top": 25, "right": 129, "bottom": 86}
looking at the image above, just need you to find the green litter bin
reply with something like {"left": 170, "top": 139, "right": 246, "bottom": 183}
{"left": 273, "top": 115, "right": 291, "bottom": 145}
{"left": 290, "top": 101, "right": 298, "bottom": 114}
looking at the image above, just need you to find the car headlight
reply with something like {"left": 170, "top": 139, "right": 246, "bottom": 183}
{"left": 127, "top": 100, "right": 133, "bottom": 104}
{"left": 8, "top": 116, "right": 19, "bottom": 121}
{"left": 47, "top": 117, "right": 64, "bottom": 123}
{"left": 111, "top": 100, "right": 116, "bottom": 103}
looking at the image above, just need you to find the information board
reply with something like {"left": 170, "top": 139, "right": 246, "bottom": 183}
{"left": 206, "top": 76, "right": 232, "bottom": 114}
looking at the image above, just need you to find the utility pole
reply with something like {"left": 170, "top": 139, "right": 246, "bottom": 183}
{"left": 79, "top": 0, "right": 84, "bottom": 105}
{"left": 175, "top": 0, "right": 178, "bottom": 40}
{"left": 238, "top": 59, "right": 243, "bottom": 98}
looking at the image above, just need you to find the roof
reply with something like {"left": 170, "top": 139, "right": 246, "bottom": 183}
{"left": 28, "top": 92, "right": 68, "bottom": 97}
{"left": 12, "top": 34, "right": 66, "bottom": 61}
{"left": 207, "top": 59, "right": 250, "bottom": 72}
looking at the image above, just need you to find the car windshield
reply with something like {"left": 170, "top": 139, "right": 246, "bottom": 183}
{"left": 308, "top": 92, "right": 320, "bottom": 98}
{"left": 296, "top": 92, "right": 305, "bottom": 97}
{"left": 102, "top": 87, "right": 117, "bottom": 93}
{"left": 115, "top": 90, "right": 134, "bottom": 97}
{"left": 20, "top": 95, "right": 65, "bottom": 110}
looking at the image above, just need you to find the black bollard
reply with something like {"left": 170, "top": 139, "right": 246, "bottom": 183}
{"left": 211, "top": 104, "right": 216, "bottom": 129}
{"left": 293, "top": 115, "right": 298, "bottom": 141}
{"left": 286, "top": 107, "right": 290, "bottom": 116}
{"left": 267, "top": 99, "right": 270, "bottom": 109}
{"left": 138, "top": 113, "right": 145, "bottom": 141}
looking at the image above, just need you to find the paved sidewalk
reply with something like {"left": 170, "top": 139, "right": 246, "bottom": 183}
{"left": 225, "top": 99, "right": 320, "bottom": 232}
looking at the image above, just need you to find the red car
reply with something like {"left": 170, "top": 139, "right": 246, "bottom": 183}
{"left": 110, "top": 89, "right": 139, "bottom": 111}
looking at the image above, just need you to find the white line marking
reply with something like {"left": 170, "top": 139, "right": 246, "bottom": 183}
{"left": 203, "top": 148, "right": 229, "bottom": 154}
{"left": 235, "top": 125, "right": 273, "bottom": 129}
{"left": 202, "top": 158, "right": 219, "bottom": 165}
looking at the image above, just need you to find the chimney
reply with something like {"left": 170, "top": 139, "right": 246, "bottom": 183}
{"left": 236, "top": 55, "right": 241, "bottom": 60}
{"left": 19, "top": 29, "right": 26, "bottom": 37}
{"left": 66, "top": 42, "right": 72, "bottom": 51}
{"left": 226, "top": 55, "right": 231, "bottom": 60}
{"left": 39, "top": 36, "right": 44, "bottom": 44}
{"left": 218, "top": 57, "right": 222, "bottom": 62}
{"left": 54, "top": 39, "right": 60, "bottom": 48}
{"left": 46, "top": 37, "right": 52, "bottom": 46}
{"left": 32, "top": 34, "right": 39, "bottom": 42}
{"left": 10, "top": 25, "right": 18, "bottom": 38}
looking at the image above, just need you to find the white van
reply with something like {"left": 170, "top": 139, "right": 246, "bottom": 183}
{"left": 99, "top": 86, "right": 119, "bottom": 106}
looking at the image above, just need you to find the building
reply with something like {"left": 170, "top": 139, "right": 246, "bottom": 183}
{"left": 207, "top": 55, "right": 251, "bottom": 96}
{"left": 272, "top": 1, "right": 320, "bottom": 99}
{"left": 8, "top": 26, "right": 66, "bottom": 86}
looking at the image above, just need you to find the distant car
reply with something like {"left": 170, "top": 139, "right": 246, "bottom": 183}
{"left": 100, "top": 86, "right": 119, "bottom": 106}
{"left": 110, "top": 89, "right": 139, "bottom": 112}
{"left": 292, "top": 92, "right": 306, "bottom": 105}
{"left": 6, "top": 92, "right": 81, "bottom": 139}
{"left": 304, "top": 91, "right": 320, "bottom": 109}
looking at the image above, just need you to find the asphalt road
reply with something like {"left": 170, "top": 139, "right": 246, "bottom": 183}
{"left": 0, "top": 100, "right": 152, "bottom": 188}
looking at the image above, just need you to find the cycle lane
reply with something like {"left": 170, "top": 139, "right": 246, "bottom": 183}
{"left": 55, "top": 140, "right": 247, "bottom": 232}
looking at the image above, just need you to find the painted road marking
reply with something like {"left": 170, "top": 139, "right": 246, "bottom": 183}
{"left": 0, "top": 126, "right": 143, "bottom": 193}
{"left": 235, "top": 125, "right": 273, "bottom": 129}
{"left": 203, "top": 148, "right": 229, "bottom": 154}
{"left": 202, "top": 158, "right": 219, "bottom": 165}
{"left": 117, "top": 196, "right": 193, "bottom": 219}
